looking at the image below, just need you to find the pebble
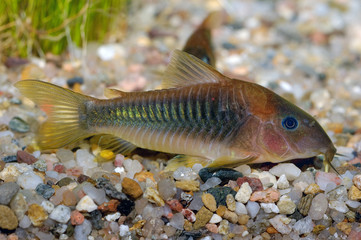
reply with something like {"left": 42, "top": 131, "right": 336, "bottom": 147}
{"left": 308, "top": 193, "right": 328, "bottom": 220}
{"left": 56, "top": 149, "right": 74, "bottom": 163}
{"left": 260, "top": 203, "right": 280, "bottom": 213}
{"left": 250, "top": 188, "right": 280, "bottom": 203}
{"left": 246, "top": 201, "right": 260, "bottom": 218}
{"left": 200, "top": 177, "right": 222, "bottom": 191}
{"left": 223, "top": 209, "right": 238, "bottom": 223}
{"left": 315, "top": 172, "right": 342, "bottom": 191}
{"left": 198, "top": 168, "right": 242, "bottom": 184}
{"left": 209, "top": 214, "right": 222, "bottom": 224}
{"left": 235, "top": 202, "right": 248, "bottom": 215}
{"left": 235, "top": 182, "right": 252, "bottom": 203}
{"left": 57, "top": 177, "right": 74, "bottom": 187}
{"left": 0, "top": 182, "right": 19, "bottom": 204}
{"left": 298, "top": 194, "right": 313, "bottom": 216}
{"left": 277, "top": 195, "right": 296, "bottom": 215}
{"left": 276, "top": 174, "right": 289, "bottom": 189}
{"left": 174, "top": 166, "right": 198, "bottom": 181}
{"left": 207, "top": 187, "right": 237, "bottom": 206}
{"left": 74, "top": 219, "right": 92, "bottom": 239}
{"left": 27, "top": 204, "right": 48, "bottom": 227}
{"left": 206, "top": 223, "right": 218, "bottom": 233}
{"left": 17, "top": 150, "right": 37, "bottom": 164}
{"left": 336, "top": 222, "right": 352, "bottom": 235}
{"left": 98, "top": 199, "right": 119, "bottom": 212}
{"left": 123, "top": 159, "right": 143, "bottom": 179}
{"left": 121, "top": 177, "right": 143, "bottom": 199}
{"left": 193, "top": 206, "right": 213, "bottom": 230}
{"left": 182, "top": 208, "right": 196, "bottom": 222}
{"left": 226, "top": 194, "right": 236, "bottom": 211}
{"left": 144, "top": 187, "right": 165, "bottom": 206}
{"left": 117, "top": 199, "right": 134, "bottom": 216}
{"left": 348, "top": 185, "right": 361, "bottom": 201}
{"left": 158, "top": 178, "right": 176, "bottom": 200}
{"left": 19, "top": 215, "right": 31, "bottom": 229}
{"left": 67, "top": 76, "right": 84, "bottom": 88}
{"left": 49, "top": 205, "right": 71, "bottom": 223}
{"left": 188, "top": 192, "right": 203, "bottom": 211}
{"left": 70, "top": 210, "right": 84, "bottom": 225}
{"left": 218, "top": 220, "right": 229, "bottom": 235}
{"left": 238, "top": 214, "right": 249, "bottom": 225}
{"left": 17, "top": 171, "right": 43, "bottom": 190}
{"left": 169, "top": 212, "right": 185, "bottom": 230}
{"left": 41, "top": 200, "right": 55, "bottom": 213}
{"left": 35, "top": 183, "right": 55, "bottom": 199}
{"left": 76, "top": 195, "right": 98, "bottom": 212}
{"left": 269, "top": 215, "right": 292, "bottom": 234}
{"left": 269, "top": 163, "right": 301, "bottom": 181}
{"left": 9, "top": 117, "right": 30, "bottom": 133}
{"left": 353, "top": 174, "right": 361, "bottom": 190}
{"left": 82, "top": 184, "right": 107, "bottom": 205}
{"left": 10, "top": 192, "right": 28, "bottom": 220}
{"left": 293, "top": 216, "right": 314, "bottom": 235}
{"left": 75, "top": 149, "right": 97, "bottom": 175}
{"left": 202, "top": 193, "right": 217, "bottom": 212}
{"left": 304, "top": 183, "right": 321, "bottom": 195}
{"left": 175, "top": 180, "right": 200, "bottom": 191}
{"left": 251, "top": 171, "right": 277, "bottom": 189}
{"left": 166, "top": 199, "right": 183, "bottom": 212}
{"left": 0, "top": 205, "right": 18, "bottom": 230}
{"left": 95, "top": 177, "right": 127, "bottom": 200}
{"left": 329, "top": 200, "right": 349, "bottom": 213}
{"left": 236, "top": 176, "right": 263, "bottom": 192}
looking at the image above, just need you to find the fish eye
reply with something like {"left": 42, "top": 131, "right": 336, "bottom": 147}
{"left": 282, "top": 116, "right": 298, "bottom": 131}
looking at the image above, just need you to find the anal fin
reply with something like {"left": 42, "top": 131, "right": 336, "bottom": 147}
{"left": 90, "top": 134, "right": 137, "bottom": 162}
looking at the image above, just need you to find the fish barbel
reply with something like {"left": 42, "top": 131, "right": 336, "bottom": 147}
{"left": 15, "top": 50, "right": 336, "bottom": 170}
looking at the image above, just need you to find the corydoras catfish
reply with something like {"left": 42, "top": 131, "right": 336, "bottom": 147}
{"left": 15, "top": 50, "right": 336, "bottom": 171}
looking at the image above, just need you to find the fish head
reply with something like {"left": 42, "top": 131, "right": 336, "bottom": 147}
{"left": 245, "top": 84, "right": 336, "bottom": 164}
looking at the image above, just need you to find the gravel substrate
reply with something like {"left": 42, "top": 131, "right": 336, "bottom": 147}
{"left": 0, "top": 0, "right": 361, "bottom": 239}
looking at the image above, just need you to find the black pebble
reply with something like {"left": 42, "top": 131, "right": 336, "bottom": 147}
{"left": 90, "top": 210, "right": 104, "bottom": 230}
{"left": 199, "top": 168, "right": 243, "bottom": 184}
{"left": 117, "top": 199, "right": 135, "bottom": 216}
{"left": 207, "top": 187, "right": 237, "bottom": 206}
{"left": 2, "top": 155, "right": 17, "bottom": 163}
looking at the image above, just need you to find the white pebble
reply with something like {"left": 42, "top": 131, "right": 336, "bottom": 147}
{"left": 269, "top": 215, "right": 292, "bottom": 234}
{"left": 277, "top": 174, "right": 290, "bottom": 189}
{"left": 209, "top": 214, "right": 222, "bottom": 224}
{"left": 329, "top": 200, "right": 349, "bottom": 213}
{"left": 173, "top": 166, "right": 198, "bottom": 181}
{"left": 235, "top": 182, "right": 252, "bottom": 203}
{"left": 246, "top": 201, "right": 260, "bottom": 218}
{"left": 17, "top": 171, "right": 43, "bottom": 190}
{"left": 200, "top": 177, "right": 222, "bottom": 191}
{"left": 260, "top": 203, "right": 280, "bottom": 213}
{"left": 76, "top": 149, "right": 97, "bottom": 175}
{"left": 269, "top": 163, "right": 301, "bottom": 181}
{"left": 123, "top": 159, "right": 143, "bottom": 179}
{"left": 82, "top": 184, "right": 107, "bottom": 205}
{"left": 192, "top": 164, "right": 203, "bottom": 174}
{"left": 41, "top": 200, "right": 55, "bottom": 213}
{"left": 346, "top": 200, "right": 361, "bottom": 209}
{"left": 50, "top": 205, "right": 71, "bottom": 223}
{"left": 169, "top": 212, "right": 185, "bottom": 230}
{"left": 105, "top": 212, "right": 121, "bottom": 221}
{"left": 19, "top": 215, "right": 31, "bottom": 228}
{"left": 76, "top": 195, "right": 98, "bottom": 212}
{"left": 235, "top": 202, "right": 248, "bottom": 215}
{"left": 293, "top": 216, "right": 314, "bottom": 235}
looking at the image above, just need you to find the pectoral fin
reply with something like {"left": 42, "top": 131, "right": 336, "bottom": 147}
{"left": 206, "top": 155, "right": 258, "bottom": 168}
{"left": 165, "top": 155, "right": 212, "bottom": 171}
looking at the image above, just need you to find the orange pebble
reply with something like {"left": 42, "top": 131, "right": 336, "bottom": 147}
{"left": 71, "top": 210, "right": 84, "bottom": 225}
{"left": 266, "top": 226, "right": 278, "bottom": 234}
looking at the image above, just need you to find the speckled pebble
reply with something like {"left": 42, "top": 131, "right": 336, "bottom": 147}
{"left": 277, "top": 195, "right": 296, "bottom": 215}
{"left": 193, "top": 206, "right": 213, "bottom": 230}
{"left": 298, "top": 194, "right": 313, "bottom": 216}
{"left": 348, "top": 185, "right": 361, "bottom": 201}
{"left": 49, "top": 205, "right": 71, "bottom": 223}
{"left": 27, "top": 204, "right": 48, "bottom": 227}
{"left": 0, "top": 205, "right": 18, "bottom": 230}
{"left": 144, "top": 187, "right": 165, "bottom": 206}
{"left": 250, "top": 188, "right": 280, "bottom": 203}
{"left": 202, "top": 193, "right": 217, "bottom": 212}
{"left": 10, "top": 192, "right": 28, "bottom": 220}
{"left": 35, "top": 183, "right": 55, "bottom": 199}
{"left": 353, "top": 174, "right": 361, "bottom": 190}
{"left": 304, "top": 183, "right": 321, "bottom": 195}
{"left": 226, "top": 194, "right": 236, "bottom": 211}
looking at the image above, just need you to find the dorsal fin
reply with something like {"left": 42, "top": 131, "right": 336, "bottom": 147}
{"left": 161, "top": 50, "right": 226, "bottom": 88}
{"left": 104, "top": 88, "right": 127, "bottom": 98}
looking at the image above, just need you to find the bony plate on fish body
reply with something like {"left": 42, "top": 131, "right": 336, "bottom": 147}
{"left": 15, "top": 50, "right": 336, "bottom": 172}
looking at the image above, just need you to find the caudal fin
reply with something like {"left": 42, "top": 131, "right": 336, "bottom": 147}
{"left": 15, "top": 80, "right": 95, "bottom": 150}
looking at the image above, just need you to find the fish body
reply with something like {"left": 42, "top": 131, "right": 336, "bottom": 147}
{"left": 183, "top": 11, "right": 225, "bottom": 67}
{"left": 15, "top": 50, "right": 336, "bottom": 170}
